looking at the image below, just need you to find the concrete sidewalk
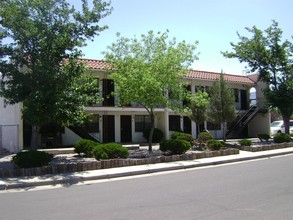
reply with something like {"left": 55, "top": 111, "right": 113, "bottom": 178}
{"left": 1, "top": 147, "right": 293, "bottom": 191}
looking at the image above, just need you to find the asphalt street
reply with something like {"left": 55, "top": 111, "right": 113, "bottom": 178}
{"left": 1, "top": 154, "right": 293, "bottom": 220}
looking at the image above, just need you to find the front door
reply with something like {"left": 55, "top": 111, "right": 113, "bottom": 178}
{"left": 240, "top": 90, "right": 248, "bottom": 110}
{"left": 103, "top": 115, "right": 115, "bottom": 143}
{"left": 120, "top": 115, "right": 132, "bottom": 143}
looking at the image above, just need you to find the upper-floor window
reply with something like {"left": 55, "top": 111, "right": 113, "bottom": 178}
{"left": 234, "top": 89, "right": 239, "bottom": 102}
{"left": 102, "top": 79, "right": 115, "bottom": 106}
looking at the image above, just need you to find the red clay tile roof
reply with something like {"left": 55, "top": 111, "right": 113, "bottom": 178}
{"left": 79, "top": 58, "right": 113, "bottom": 70}
{"left": 80, "top": 58, "right": 256, "bottom": 85}
{"left": 247, "top": 73, "right": 260, "bottom": 83}
{"left": 186, "top": 70, "right": 255, "bottom": 85}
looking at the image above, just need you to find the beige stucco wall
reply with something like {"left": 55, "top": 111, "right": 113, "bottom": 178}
{"left": 248, "top": 112, "right": 271, "bottom": 137}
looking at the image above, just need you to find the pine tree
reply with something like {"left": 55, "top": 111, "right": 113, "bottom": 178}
{"left": 208, "top": 72, "right": 236, "bottom": 140}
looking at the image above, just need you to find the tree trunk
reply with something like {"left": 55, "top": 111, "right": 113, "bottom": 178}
{"left": 30, "top": 126, "right": 40, "bottom": 150}
{"left": 222, "top": 122, "right": 226, "bottom": 141}
{"left": 283, "top": 116, "right": 290, "bottom": 134}
{"left": 197, "top": 123, "right": 200, "bottom": 138}
{"left": 148, "top": 110, "right": 155, "bottom": 152}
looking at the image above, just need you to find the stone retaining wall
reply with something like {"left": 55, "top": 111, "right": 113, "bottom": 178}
{"left": 0, "top": 148, "right": 239, "bottom": 178}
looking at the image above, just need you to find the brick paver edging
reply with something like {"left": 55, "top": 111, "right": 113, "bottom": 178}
{"left": 0, "top": 148, "right": 239, "bottom": 178}
{"left": 240, "top": 142, "right": 293, "bottom": 152}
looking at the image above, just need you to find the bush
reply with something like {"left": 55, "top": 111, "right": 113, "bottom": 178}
{"left": 197, "top": 132, "right": 213, "bottom": 144}
{"left": 74, "top": 139, "right": 99, "bottom": 157}
{"left": 93, "top": 143, "right": 129, "bottom": 160}
{"left": 102, "top": 143, "right": 129, "bottom": 159}
{"left": 160, "top": 139, "right": 191, "bottom": 155}
{"left": 257, "top": 133, "right": 270, "bottom": 142}
{"left": 206, "top": 140, "right": 225, "bottom": 151}
{"left": 171, "top": 132, "right": 193, "bottom": 144}
{"left": 170, "top": 131, "right": 183, "bottom": 139}
{"left": 238, "top": 139, "right": 252, "bottom": 146}
{"left": 92, "top": 146, "right": 109, "bottom": 160}
{"left": 143, "top": 128, "right": 164, "bottom": 143}
{"left": 273, "top": 132, "right": 291, "bottom": 143}
{"left": 12, "top": 151, "right": 54, "bottom": 168}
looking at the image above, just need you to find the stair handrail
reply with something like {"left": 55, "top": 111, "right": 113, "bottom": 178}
{"left": 242, "top": 106, "right": 259, "bottom": 125}
{"left": 226, "top": 105, "right": 257, "bottom": 136}
{"left": 68, "top": 125, "right": 101, "bottom": 143}
{"left": 231, "top": 105, "right": 256, "bottom": 128}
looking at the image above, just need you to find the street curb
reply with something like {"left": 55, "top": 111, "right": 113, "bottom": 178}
{"left": 2, "top": 149, "right": 293, "bottom": 190}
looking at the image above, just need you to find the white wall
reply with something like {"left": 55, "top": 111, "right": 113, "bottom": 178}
{"left": 62, "top": 127, "right": 82, "bottom": 146}
{"left": 0, "top": 97, "right": 23, "bottom": 152}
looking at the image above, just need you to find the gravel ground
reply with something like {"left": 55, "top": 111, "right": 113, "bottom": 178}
{"left": 0, "top": 149, "right": 164, "bottom": 170}
{"left": 0, "top": 139, "right": 276, "bottom": 170}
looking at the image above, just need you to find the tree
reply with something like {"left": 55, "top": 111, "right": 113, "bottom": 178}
{"left": 222, "top": 21, "right": 293, "bottom": 134}
{"left": 208, "top": 73, "right": 236, "bottom": 141}
{"left": 0, "top": 0, "right": 112, "bottom": 148}
{"left": 103, "top": 30, "right": 198, "bottom": 151}
{"left": 185, "top": 90, "right": 210, "bottom": 137}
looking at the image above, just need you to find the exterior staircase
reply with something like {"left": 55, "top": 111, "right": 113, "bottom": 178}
{"left": 68, "top": 126, "right": 101, "bottom": 143}
{"left": 226, "top": 105, "right": 259, "bottom": 138}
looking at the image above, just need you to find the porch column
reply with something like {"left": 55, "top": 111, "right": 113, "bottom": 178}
{"left": 164, "top": 108, "right": 170, "bottom": 140}
{"left": 115, "top": 114, "right": 120, "bottom": 143}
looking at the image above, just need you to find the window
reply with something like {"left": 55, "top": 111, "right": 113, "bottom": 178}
{"left": 169, "top": 115, "right": 181, "bottom": 131}
{"left": 135, "top": 115, "right": 152, "bottom": 132}
{"left": 207, "top": 122, "right": 221, "bottom": 130}
{"left": 234, "top": 89, "right": 239, "bottom": 102}
{"left": 183, "top": 85, "right": 191, "bottom": 106}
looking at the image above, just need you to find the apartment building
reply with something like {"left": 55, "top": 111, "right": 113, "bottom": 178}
{"left": 0, "top": 58, "right": 271, "bottom": 151}
{"left": 75, "top": 58, "right": 270, "bottom": 144}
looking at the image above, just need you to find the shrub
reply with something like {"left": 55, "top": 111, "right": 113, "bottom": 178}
{"left": 171, "top": 132, "right": 193, "bottom": 144}
{"left": 102, "top": 143, "right": 129, "bottom": 159}
{"left": 170, "top": 131, "right": 182, "bottom": 139}
{"left": 238, "top": 139, "right": 252, "bottom": 146}
{"left": 273, "top": 132, "right": 291, "bottom": 143}
{"left": 160, "top": 139, "right": 191, "bottom": 155}
{"left": 93, "top": 143, "right": 129, "bottom": 160}
{"left": 12, "top": 151, "right": 54, "bottom": 168}
{"left": 257, "top": 133, "right": 270, "bottom": 142}
{"left": 143, "top": 128, "right": 164, "bottom": 143}
{"left": 197, "top": 132, "right": 213, "bottom": 144}
{"left": 206, "top": 140, "right": 225, "bottom": 151}
{"left": 74, "top": 139, "right": 99, "bottom": 157}
{"left": 92, "top": 146, "right": 109, "bottom": 160}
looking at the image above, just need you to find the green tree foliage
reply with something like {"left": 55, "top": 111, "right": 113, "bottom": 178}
{"left": 222, "top": 21, "right": 293, "bottom": 134}
{"left": 103, "top": 30, "right": 198, "bottom": 151}
{"left": 208, "top": 73, "right": 236, "bottom": 140}
{"left": 0, "top": 0, "right": 112, "bottom": 148}
{"left": 185, "top": 90, "right": 210, "bottom": 136}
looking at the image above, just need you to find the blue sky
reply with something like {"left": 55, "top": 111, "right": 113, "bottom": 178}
{"left": 79, "top": 0, "right": 292, "bottom": 75}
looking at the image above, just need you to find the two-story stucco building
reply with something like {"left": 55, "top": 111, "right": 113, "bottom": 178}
{"left": 0, "top": 58, "right": 271, "bottom": 152}
{"left": 73, "top": 58, "right": 270, "bottom": 144}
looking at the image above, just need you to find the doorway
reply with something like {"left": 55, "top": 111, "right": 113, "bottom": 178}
{"left": 120, "top": 115, "right": 132, "bottom": 143}
{"left": 103, "top": 115, "right": 115, "bottom": 143}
